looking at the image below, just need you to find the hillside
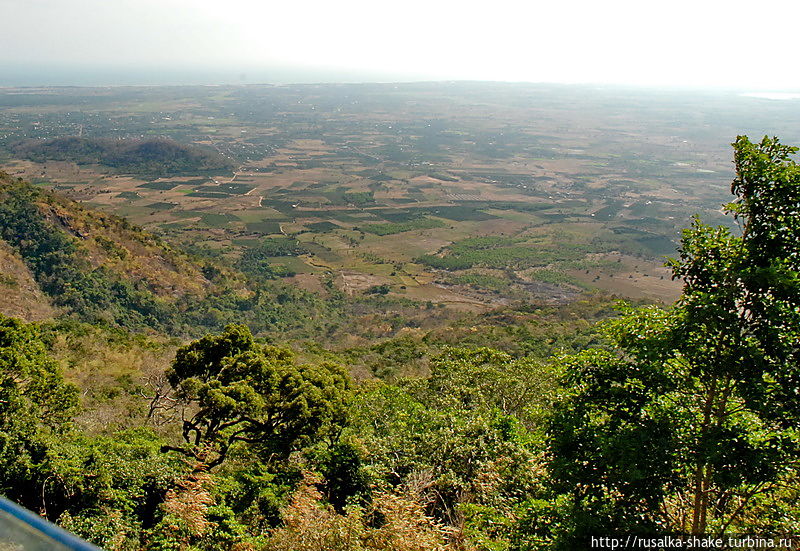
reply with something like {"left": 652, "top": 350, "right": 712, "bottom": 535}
{"left": 12, "top": 136, "right": 234, "bottom": 175}
{"left": 0, "top": 238, "right": 56, "bottom": 320}
{"left": 0, "top": 170, "right": 221, "bottom": 330}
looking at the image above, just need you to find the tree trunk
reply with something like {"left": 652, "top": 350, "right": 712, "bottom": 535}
{"left": 691, "top": 379, "right": 717, "bottom": 534}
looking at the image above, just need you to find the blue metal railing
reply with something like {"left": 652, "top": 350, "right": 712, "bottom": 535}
{"left": 0, "top": 496, "right": 101, "bottom": 550}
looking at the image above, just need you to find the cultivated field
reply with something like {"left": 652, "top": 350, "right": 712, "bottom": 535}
{"left": 3, "top": 83, "right": 798, "bottom": 307}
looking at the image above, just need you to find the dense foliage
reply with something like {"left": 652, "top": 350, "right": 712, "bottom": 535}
{"left": 162, "top": 324, "right": 350, "bottom": 468}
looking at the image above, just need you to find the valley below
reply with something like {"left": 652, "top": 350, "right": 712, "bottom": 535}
{"left": 6, "top": 83, "right": 793, "bottom": 312}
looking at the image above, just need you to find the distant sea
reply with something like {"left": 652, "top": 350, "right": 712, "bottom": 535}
{"left": 740, "top": 92, "right": 800, "bottom": 100}
{"left": 4, "top": 65, "right": 800, "bottom": 97}
{"left": 0, "top": 65, "right": 423, "bottom": 87}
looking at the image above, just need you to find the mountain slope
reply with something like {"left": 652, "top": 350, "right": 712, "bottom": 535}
{"left": 0, "top": 171, "right": 225, "bottom": 331}
{"left": 0, "top": 238, "right": 57, "bottom": 321}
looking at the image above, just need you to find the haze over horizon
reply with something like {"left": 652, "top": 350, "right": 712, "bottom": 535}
{"left": 2, "top": 0, "right": 799, "bottom": 90}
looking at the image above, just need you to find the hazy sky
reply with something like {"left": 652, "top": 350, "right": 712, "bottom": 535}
{"left": 2, "top": 0, "right": 799, "bottom": 88}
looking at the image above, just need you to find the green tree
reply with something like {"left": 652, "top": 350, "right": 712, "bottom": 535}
{"left": 49, "top": 428, "right": 183, "bottom": 548}
{"left": 0, "top": 314, "right": 79, "bottom": 512}
{"left": 547, "top": 136, "right": 800, "bottom": 544}
{"left": 349, "top": 347, "right": 552, "bottom": 539}
{"left": 420, "top": 347, "right": 554, "bottom": 428}
{"left": 162, "top": 324, "right": 351, "bottom": 468}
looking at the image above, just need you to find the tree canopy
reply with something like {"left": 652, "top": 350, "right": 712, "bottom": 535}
{"left": 547, "top": 136, "right": 800, "bottom": 545}
{"left": 0, "top": 314, "right": 79, "bottom": 512}
{"left": 163, "top": 324, "right": 351, "bottom": 468}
